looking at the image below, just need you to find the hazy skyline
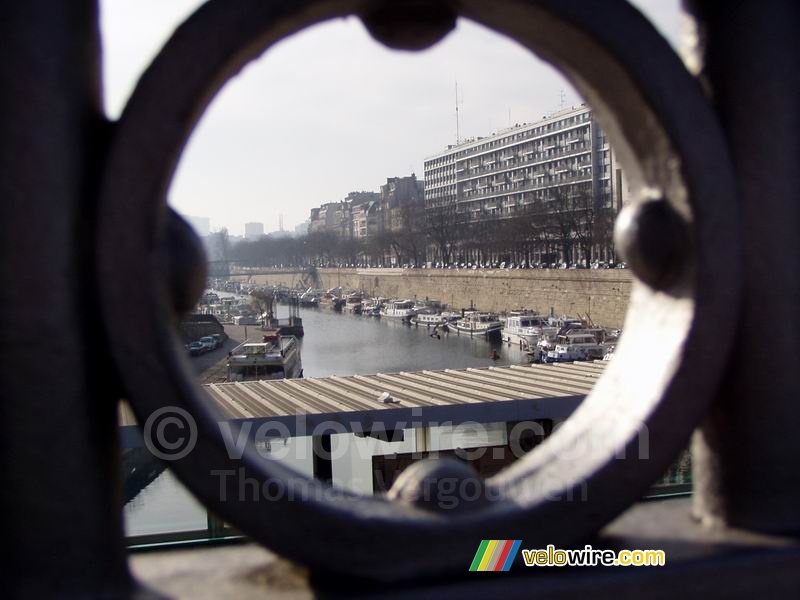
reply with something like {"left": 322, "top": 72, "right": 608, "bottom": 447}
{"left": 101, "top": 1, "right": 680, "bottom": 236}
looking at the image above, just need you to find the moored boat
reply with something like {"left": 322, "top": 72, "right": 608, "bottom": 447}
{"left": 319, "top": 291, "right": 345, "bottom": 312}
{"left": 342, "top": 292, "right": 364, "bottom": 314}
{"left": 447, "top": 312, "right": 503, "bottom": 336}
{"left": 380, "top": 299, "right": 417, "bottom": 321}
{"left": 410, "top": 312, "right": 455, "bottom": 327}
{"left": 226, "top": 331, "right": 303, "bottom": 381}
{"left": 502, "top": 313, "right": 557, "bottom": 349}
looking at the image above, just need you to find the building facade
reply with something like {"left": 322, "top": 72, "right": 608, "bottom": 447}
{"left": 379, "top": 175, "right": 425, "bottom": 232}
{"left": 423, "top": 105, "right": 628, "bottom": 265}
{"left": 244, "top": 221, "right": 265, "bottom": 240}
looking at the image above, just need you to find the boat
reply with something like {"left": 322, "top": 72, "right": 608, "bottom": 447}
{"left": 544, "top": 332, "right": 609, "bottom": 362}
{"left": 298, "top": 288, "right": 321, "bottom": 307}
{"left": 226, "top": 331, "right": 303, "bottom": 381}
{"left": 410, "top": 312, "right": 455, "bottom": 327}
{"left": 447, "top": 312, "right": 503, "bottom": 336}
{"left": 543, "top": 344, "right": 590, "bottom": 363}
{"left": 380, "top": 299, "right": 417, "bottom": 321}
{"left": 319, "top": 291, "right": 344, "bottom": 312}
{"left": 342, "top": 292, "right": 364, "bottom": 314}
{"left": 502, "top": 313, "right": 558, "bottom": 349}
{"left": 360, "top": 298, "right": 383, "bottom": 317}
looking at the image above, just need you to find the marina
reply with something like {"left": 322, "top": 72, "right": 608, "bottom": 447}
{"left": 126, "top": 283, "right": 624, "bottom": 536}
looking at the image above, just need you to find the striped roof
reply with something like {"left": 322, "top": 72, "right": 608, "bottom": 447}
{"left": 119, "top": 362, "right": 605, "bottom": 446}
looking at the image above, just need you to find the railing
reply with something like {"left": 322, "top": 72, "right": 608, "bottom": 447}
{"left": 4, "top": 0, "right": 799, "bottom": 596}
{"left": 455, "top": 141, "right": 591, "bottom": 181}
{"left": 459, "top": 174, "right": 593, "bottom": 203}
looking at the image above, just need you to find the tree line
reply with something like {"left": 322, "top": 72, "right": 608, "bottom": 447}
{"left": 209, "top": 191, "right": 618, "bottom": 269}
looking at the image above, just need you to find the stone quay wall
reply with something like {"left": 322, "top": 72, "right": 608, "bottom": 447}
{"left": 232, "top": 268, "right": 633, "bottom": 328}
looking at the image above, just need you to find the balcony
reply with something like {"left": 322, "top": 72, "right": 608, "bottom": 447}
{"left": 455, "top": 143, "right": 592, "bottom": 183}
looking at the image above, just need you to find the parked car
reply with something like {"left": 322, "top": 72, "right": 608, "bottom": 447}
{"left": 199, "top": 336, "right": 217, "bottom": 352}
{"left": 211, "top": 333, "right": 223, "bottom": 348}
{"left": 187, "top": 341, "right": 205, "bottom": 356}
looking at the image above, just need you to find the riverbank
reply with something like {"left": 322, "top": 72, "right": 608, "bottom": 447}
{"left": 231, "top": 267, "right": 633, "bottom": 328}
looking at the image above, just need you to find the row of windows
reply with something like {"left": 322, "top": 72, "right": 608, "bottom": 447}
{"left": 425, "top": 109, "right": 592, "bottom": 167}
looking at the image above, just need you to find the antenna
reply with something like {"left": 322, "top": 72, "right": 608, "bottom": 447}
{"left": 279, "top": 214, "right": 284, "bottom": 232}
{"left": 559, "top": 89, "right": 566, "bottom": 110}
{"left": 455, "top": 80, "right": 462, "bottom": 144}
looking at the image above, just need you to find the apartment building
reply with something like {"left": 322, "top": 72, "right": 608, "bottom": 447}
{"left": 423, "top": 104, "right": 628, "bottom": 221}
{"left": 308, "top": 192, "right": 380, "bottom": 239}
{"left": 379, "top": 174, "right": 425, "bottom": 232}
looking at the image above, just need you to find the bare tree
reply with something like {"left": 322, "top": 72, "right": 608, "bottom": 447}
{"left": 423, "top": 202, "right": 464, "bottom": 265}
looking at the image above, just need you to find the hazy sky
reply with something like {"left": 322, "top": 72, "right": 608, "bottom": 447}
{"left": 101, "top": 1, "right": 680, "bottom": 236}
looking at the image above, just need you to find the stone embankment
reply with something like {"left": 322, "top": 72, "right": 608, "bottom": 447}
{"left": 231, "top": 268, "right": 633, "bottom": 329}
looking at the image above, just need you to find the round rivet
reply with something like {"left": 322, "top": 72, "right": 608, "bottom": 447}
{"left": 360, "top": 0, "right": 457, "bottom": 51}
{"left": 387, "top": 458, "right": 491, "bottom": 514}
{"left": 615, "top": 196, "right": 690, "bottom": 290}
{"left": 164, "top": 209, "right": 207, "bottom": 317}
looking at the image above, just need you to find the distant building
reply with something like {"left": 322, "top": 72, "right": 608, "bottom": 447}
{"left": 184, "top": 215, "right": 210, "bottom": 237}
{"left": 352, "top": 200, "right": 380, "bottom": 239}
{"left": 423, "top": 104, "right": 629, "bottom": 263}
{"left": 244, "top": 222, "right": 265, "bottom": 240}
{"left": 307, "top": 192, "right": 379, "bottom": 240}
{"left": 379, "top": 174, "right": 425, "bottom": 233}
{"left": 294, "top": 220, "right": 309, "bottom": 237}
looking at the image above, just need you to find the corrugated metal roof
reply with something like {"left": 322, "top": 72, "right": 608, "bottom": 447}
{"left": 119, "top": 362, "right": 606, "bottom": 445}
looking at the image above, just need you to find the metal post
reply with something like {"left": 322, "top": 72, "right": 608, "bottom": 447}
{"left": 689, "top": 0, "right": 800, "bottom": 535}
{"left": 0, "top": 0, "right": 132, "bottom": 596}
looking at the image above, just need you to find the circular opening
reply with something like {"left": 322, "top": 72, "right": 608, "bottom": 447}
{"left": 100, "top": 0, "right": 737, "bottom": 580}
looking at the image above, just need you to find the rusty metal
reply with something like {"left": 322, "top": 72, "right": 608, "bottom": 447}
{"left": 95, "top": 0, "right": 740, "bottom": 581}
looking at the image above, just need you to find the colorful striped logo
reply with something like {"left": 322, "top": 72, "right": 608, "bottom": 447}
{"left": 469, "top": 540, "right": 522, "bottom": 571}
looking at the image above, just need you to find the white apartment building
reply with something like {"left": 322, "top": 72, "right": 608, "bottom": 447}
{"left": 423, "top": 105, "right": 628, "bottom": 263}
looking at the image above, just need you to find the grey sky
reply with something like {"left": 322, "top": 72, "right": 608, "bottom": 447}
{"left": 101, "top": 1, "right": 680, "bottom": 236}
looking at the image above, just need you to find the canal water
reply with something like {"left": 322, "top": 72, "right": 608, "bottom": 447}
{"left": 294, "top": 306, "right": 529, "bottom": 377}
{"left": 125, "top": 304, "right": 532, "bottom": 538}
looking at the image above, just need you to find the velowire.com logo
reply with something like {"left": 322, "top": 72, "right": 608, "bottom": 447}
{"left": 469, "top": 540, "right": 522, "bottom": 572}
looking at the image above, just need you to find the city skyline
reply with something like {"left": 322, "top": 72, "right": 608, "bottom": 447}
{"left": 101, "top": 0, "right": 680, "bottom": 236}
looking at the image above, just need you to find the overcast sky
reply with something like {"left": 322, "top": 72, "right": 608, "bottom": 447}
{"left": 101, "top": 0, "right": 681, "bottom": 236}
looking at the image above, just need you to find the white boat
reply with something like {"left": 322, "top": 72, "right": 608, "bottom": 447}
{"left": 544, "top": 345, "right": 590, "bottom": 363}
{"left": 447, "top": 312, "right": 503, "bottom": 336}
{"left": 544, "top": 332, "right": 608, "bottom": 362}
{"left": 380, "top": 299, "right": 417, "bottom": 321}
{"left": 502, "top": 313, "right": 557, "bottom": 349}
{"left": 361, "top": 298, "right": 383, "bottom": 317}
{"left": 227, "top": 332, "right": 303, "bottom": 381}
{"left": 410, "top": 312, "right": 454, "bottom": 327}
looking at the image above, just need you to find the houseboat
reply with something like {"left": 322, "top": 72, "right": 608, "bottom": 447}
{"left": 410, "top": 312, "right": 455, "bottom": 327}
{"left": 380, "top": 299, "right": 417, "bottom": 321}
{"left": 361, "top": 298, "right": 383, "bottom": 317}
{"left": 447, "top": 312, "right": 503, "bottom": 337}
{"left": 227, "top": 332, "right": 303, "bottom": 381}
{"left": 319, "top": 291, "right": 344, "bottom": 312}
{"left": 342, "top": 292, "right": 364, "bottom": 315}
{"left": 544, "top": 332, "right": 609, "bottom": 362}
{"left": 502, "top": 313, "right": 557, "bottom": 349}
